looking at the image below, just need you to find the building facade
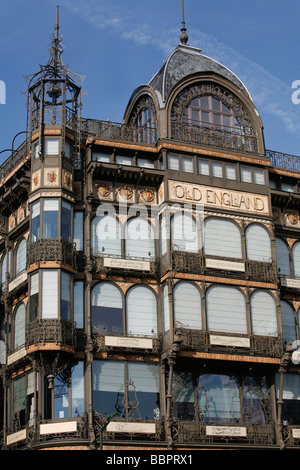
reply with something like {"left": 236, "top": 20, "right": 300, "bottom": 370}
{"left": 1, "top": 10, "right": 300, "bottom": 451}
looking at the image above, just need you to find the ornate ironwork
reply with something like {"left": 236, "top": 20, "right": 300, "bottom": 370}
{"left": 27, "top": 238, "right": 77, "bottom": 268}
{"left": 92, "top": 330, "right": 162, "bottom": 355}
{"left": 91, "top": 254, "right": 159, "bottom": 277}
{"left": 170, "top": 83, "right": 257, "bottom": 153}
{"left": 25, "top": 318, "right": 76, "bottom": 349}
{"left": 267, "top": 149, "right": 300, "bottom": 173}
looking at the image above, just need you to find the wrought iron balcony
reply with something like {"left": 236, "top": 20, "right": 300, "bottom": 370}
{"left": 27, "top": 238, "right": 77, "bottom": 268}
{"left": 92, "top": 254, "right": 159, "bottom": 277}
{"left": 25, "top": 318, "right": 77, "bottom": 350}
{"left": 267, "top": 149, "right": 300, "bottom": 173}
{"left": 171, "top": 121, "right": 258, "bottom": 154}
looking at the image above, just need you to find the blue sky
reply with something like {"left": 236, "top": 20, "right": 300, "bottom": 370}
{"left": 1, "top": 0, "right": 300, "bottom": 164}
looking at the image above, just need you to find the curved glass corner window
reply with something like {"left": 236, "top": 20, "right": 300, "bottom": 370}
{"left": 171, "top": 212, "right": 199, "bottom": 253}
{"left": 250, "top": 290, "right": 277, "bottom": 336}
{"left": 14, "top": 303, "right": 26, "bottom": 350}
{"left": 91, "top": 282, "right": 123, "bottom": 334}
{"left": 206, "top": 285, "right": 247, "bottom": 334}
{"left": 43, "top": 199, "right": 59, "bottom": 239}
{"left": 125, "top": 218, "right": 155, "bottom": 259}
{"left": 246, "top": 224, "right": 272, "bottom": 262}
{"left": 16, "top": 239, "right": 26, "bottom": 275}
{"left": 42, "top": 270, "right": 58, "bottom": 319}
{"left": 29, "top": 272, "right": 39, "bottom": 322}
{"left": 292, "top": 241, "right": 300, "bottom": 278}
{"left": 61, "top": 200, "right": 72, "bottom": 242}
{"left": 91, "top": 214, "right": 121, "bottom": 256}
{"left": 281, "top": 301, "right": 296, "bottom": 347}
{"left": 30, "top": 201, "right": 40, "bottom": 242}
{"left": 174, "top": 281, "right": 202, "bottom": 330}
{"left": 276, "top": 238, "right": 291, "bottom": 277}
{"left": 126, "top": 285, "right": 157, "bottom": 336}
{"left": 204, "top": 217, "right": 242, "bottom": 259}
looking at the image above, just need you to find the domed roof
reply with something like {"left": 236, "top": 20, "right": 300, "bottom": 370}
{"left": 148, "top": 44, "right": 252, "bottom": 107}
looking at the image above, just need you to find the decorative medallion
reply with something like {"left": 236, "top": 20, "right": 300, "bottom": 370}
{"left": 138, "top": 188, "right": 155, "bottom": 203}
{"left": 117, "top": 185, "right": 133, "bottom": 201}
{"left": 32, "top": 170, "right": 40, "bottom": 190}
{"left": 287, "top": 212, "right": 299, "bottom": 225}
{"left": 97, "top": 184, "right": 111, "bottom": 198}
{"left": 63, "top": 170, "right": 72, "bottom": 191}
{"left": 45, "top": 168, "right": 58, "bottom": 186}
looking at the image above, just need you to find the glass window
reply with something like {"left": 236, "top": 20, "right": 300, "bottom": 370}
{"left": 198, "top": 374, "right": 240, "bottom": 422}
{"left": 168, "top": 154, "right": 179, "bottom": 170}
{"left": 206, "top": 285, "right": 247, "bottom": 334}
{"left": 16, "top": 239, "right": 26, "bottom": 275}
{"left": 198, "top": 159, "right": 209, "bottom": 175}
{"left": 204, "top": 217, "right": 242, "bottom": 259}
{"left": 137, "top": 158, "right": 155, "bottom": 168}
{"left": 43, "top": 199, "right": 59, "bottom": 239}
{"left": 276, "top": 238, "right": 291, "bottom": 277}
{"left": 31, "top": 201, "right": 40, "bottom": 242}
{"left": 45, "top": 138, "right": 59, "bottom": 155}
{"left": 281, "top": 301, "right": 296, "bottom": 347}
{"left": 182, "top": 157, "right": 193, "bottom": 173}
{"left": 74, "top": 212, "right": 84, "bottom": 251}
{"left": 292, "top": 241, "right": 300, "bottom": 277}
{"left": 212, "top": 162, "right": 223, "bottom": 178}
{"left": 14, "top": 303, "right": 26, "bottom": 350}
{"left": 0, "top": 318, "right": 5, "bottom": 365}
{"left": 174, "top": 281, "right": 202, "bottom": 330}
{"left": 276, "top": 373, "right": 300, "bottom": 425}
{"left": 54, "top": 361, "right": 84, "bottom": 419}
{"left": 125, "top": 218, "right": 155, "bottom": 259}
{"left": 163, "top": 285, "right": 170, "bottom": 332}
{"left": 74, "top": 280, "right": 84, "bottom": 328}
{"left": 1, "top": 252, "right": 7, "bottom": 289}
{"left": 65, "top": 141, "right": 71, "bottom": 159}
{"left": 92, "top": 360, "right": 160, "bottom": 420}
{"left": 13, "top": 371, "right": 36, "bottom": 429}
{"left": 61, "top": 200, "right": 72, "bottom": 242}
{"left": 241, "top": 167, "right": 252, "bottom": 183}
{"left": 91, "top": 214, "right": 121, "bottom": 256}
{"left": 126, "top": 286, "right": 157, "bottom": 336}
{"left": 29, "top": 272, "right": 39, "bottom": 322}
{"left": 246, "top": 224, "right": 272, "bottom": 262}
{"left": 116, "top": 155, "right": 131, "bottom": 166}
{"left": 171, "top": 212, "right": 199, "bottom": 253}
{"left": 250, "top": 291, "right": 277, "bottom": 336}
{"left": 33, "top": 141, "right": 40, "bottom": 160}
{"left": 91, "top": 282, "right": 123, "bottom": 334}
{"left": 93, "top": 152, "right": 110, "bottom": 162}
{"left": 42, "top": 270, "right": 58, "bottom": 319}
{"left": 254, "top": 169, "right": 265, "bottom": 185}
{"left": 281, "top": 182, "right": 294, "bottom": 192}
{"left": 61, "top": 271, "right": 71, "bottom": 321}
{"left": 225, "top": 164, "right": 236, "bottom": 180}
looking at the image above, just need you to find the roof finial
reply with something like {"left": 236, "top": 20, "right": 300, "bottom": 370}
{"left": 180, "top": 0, "right": 188, "bottom": 45}
{"left": 54, "top": 5, "right": 60, "bottom": 69}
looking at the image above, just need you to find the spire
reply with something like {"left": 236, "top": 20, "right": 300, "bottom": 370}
{"left": 180, "top": 0, "right": 188, "bottom": 45}
{"left": 47, "top": 5, "right": 64, "bottom": 73}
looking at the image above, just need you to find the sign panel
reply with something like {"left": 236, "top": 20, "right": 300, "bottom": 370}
{"left": 103, "top": 257, "right": 151, "bottom": 271}
{"left": 107, "top": 421, "right": 156, "bottom": 434}
{"left": 40, "top": 421, "right": 77, "bottom": 435}
{"left": 6, "top": 429, "right": 26, "bottom": 445}
{"left": 168, "top": 181, "right": 269, "bottom": 215}
{"left": 206, "top": 258, "right": 245, "bottom": 272}
{"left": 280, "top": 278, "right": 300, "bottom": 289}
{"left": 210, "top": 335, "right": 250, "bottom": 348}
{"left": 206, "top": 425, "right": 247, "bottom": 437}
{"left": 105, "top": 335, "right": 153, "bottom": 349}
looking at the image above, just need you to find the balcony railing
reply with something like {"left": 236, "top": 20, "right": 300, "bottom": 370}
{"left": 25, "top": 318, "right": 77, "bottom": 349}
{"left": 27, "top": 238, "right": 77, "bottom": 268}
{"left": 267, "top": 149, "right": 300, "bottom": 173}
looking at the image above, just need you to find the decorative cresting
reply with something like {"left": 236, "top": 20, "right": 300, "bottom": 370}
{"left": 170, "top": 83, "right": 258, "bottom": 153}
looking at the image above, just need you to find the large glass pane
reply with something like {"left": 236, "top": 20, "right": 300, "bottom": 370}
{"left": 74, "top": 212, "right": 84, "bottom": 251}
{"left": 91, "top": 214, "right": 121, "bottom": 256}
{"left": 246, "top": 224, "right": 272, "bottom": 262}
{"left": 281, "top": 301, "right": 297, "bottom": 347}
{"left": 29, "top": 272, "right": 39, "bottom": 322}
{"left": 168, "top": 154, "right": 179, "bottom": 170}
{"left": 198, "top": 374, "right": 240, "bottom": 422}
{"left": 276, "top": 238, "right": 291, "bottom": 277}
{"left": 91, "top": 282, "right": 123, "bottom": 334}
{"left": 72, "top": 361, "right": 85, "bottom": 417}
{"left": 241, "top": 167, "right": 252, "bottom": 183}
{"left": 74, "top": 280, "right": 84, "bottom": 328}
{"left": 16, "top": 239, "right": 26, "bottom": 274}
{"left": 92, "top": 360, "right": 124, "bottom": 415}
{"left": 171, "top": 212, "right": 198, "bottom": 253}
{"left": 126, "top": 286, "right": 157, "bottom": 336}
{"left": 174, "top": 281, "right": 202, "bottom": 330}
{"left": 14, "top": 303, "right": 26, "bottom": 350}
{"left": 61, "top": 200, "right": 72, "bottom": 242}
{"left": 242, "top": 376, "right": 269, "bottom": 424}
{"left": 31, "top": 201, "right": 40, "bottom": 242}
{"left": 43, "top": 199, "right": 59, "bottom": 239}
{"left": 54, "top": 375, "right": 69, "bottom": 419}
{"left": 204, "top": 217, "right": 242, "bottom": 259}
{"left": 125, "top": 218, "right": 155, "bottom": 259}
{"left": 61, "top": 271, "right": 71, "bottom": 320}
{"left": 13, "top": 375, "right": 26, "bottom": 426}
{"left": 276, "top": 373, "right": 300, "bottom": 425}
{"left": 292, "top": 241, "right": 300, "bottom": 278}
{"left": 250, "top": 290, "right": 277, "bottom": 336}
{"left": 126, "top": 362, "right": 160, "bottom": 419}
{"left": 206, "top": 285, "right": 247, "bottom": 334}
{"left": 0, "top": 253, "right": 7, "bottom": 289}
{"left": 42, "top": 270, "right": 58, "bottom": 319}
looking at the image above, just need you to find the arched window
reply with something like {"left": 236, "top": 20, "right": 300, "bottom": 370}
{"left": 173, "top": 281, "right": 202, "bottom": 330}
{"left": 91, "top": 282, "right": 123, "bottom": 335}
{"left": 171, "top": 212, "right": 198, "bottom": 253}
{"left": 281, "top": 301, "right": 296, "bottom": 346}
{"left": 276, "top": 238, "right": 291, "bottom": 277}
{"left": 0, "top": 253, "right": 7, "bottom": 289}
{"left": 91, "top": 214, "right": 121, "bottom": 256}
{"left": 125, "top": 218, "right": 155, "bottom": 259}
{"left": 16, "top": 238, "right": 27, "bottom": 275}
{"left": 246, "top": 224, "right": 272, "bottom": 262}
{"left": 292, "top": 241, "right": 300, "bottom": 278}
{"left": 126, "top": 285, "right": 157, "bottom": 336}
{"left": 14, "top": 303, "right": 26, "bottom": 350}
{"left": 163, "top": 285, "right": 170, "bottom": 332}
{"left": 250, "top": 291, "right": 277, "bottom": 336}
{"left": 204, "top": 217, "right": 242, "bottom": 259}
{"left": 206, "top": 285, "right": 247, "bottom": 334}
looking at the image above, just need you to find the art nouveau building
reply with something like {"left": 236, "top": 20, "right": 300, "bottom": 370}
{"left": 1, "top": 11, "right": 300, "bottom": 451}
